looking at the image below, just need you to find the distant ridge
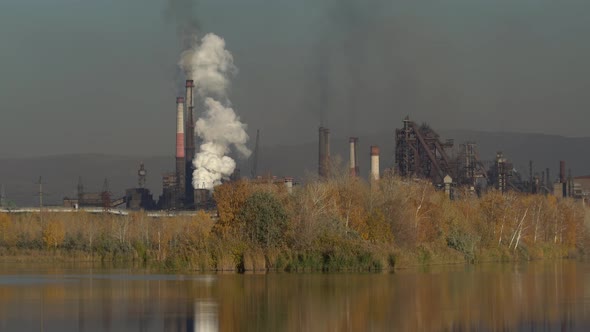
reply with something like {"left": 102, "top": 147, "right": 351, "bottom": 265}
{"left": 0, "top": 154, "right": 172, "bottom": 207}
{"left": 1, "top": 131, "right": 589, "bottom": 206}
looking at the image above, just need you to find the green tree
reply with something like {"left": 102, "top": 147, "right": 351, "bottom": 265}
{"left": 239, "top": 192, "right": 288, "bottom": 250}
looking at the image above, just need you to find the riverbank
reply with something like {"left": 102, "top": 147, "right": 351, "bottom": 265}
{"left": 0, "top": 240, "right": 582, "bottom": 272}
{"left": 1, "top": 174, "right": 588, "bottom": 272}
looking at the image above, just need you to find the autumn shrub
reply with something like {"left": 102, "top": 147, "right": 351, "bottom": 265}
{"left": 42, "top": 219, "right": 65, "bottom": 249}
{"left": 0, "top": 214, "right": 17, "bottom": 247}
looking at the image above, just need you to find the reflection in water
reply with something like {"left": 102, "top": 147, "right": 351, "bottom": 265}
{"left": 0, "top": 261, "right": 589, "bottom": 331}
{"left": 194, "top": 301, "right": 218, "bottom": 332}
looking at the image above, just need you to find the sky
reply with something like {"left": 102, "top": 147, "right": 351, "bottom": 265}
{"left": 1, "top": 0, "right": 589, "bottom": 157}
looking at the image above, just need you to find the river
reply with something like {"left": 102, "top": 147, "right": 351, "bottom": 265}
{"left": 0, "top": 260, "right": 589, "bottom": 331}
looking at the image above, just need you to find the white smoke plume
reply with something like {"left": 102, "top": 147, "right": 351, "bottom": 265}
{"left": 179, "top": 33, "right": 237, "bottom": 99}
{"left": 179, "top": 34, "right": 250, "bottom": 190}
{"left": 192, "top": 98, "right": 251, "bottom": 189}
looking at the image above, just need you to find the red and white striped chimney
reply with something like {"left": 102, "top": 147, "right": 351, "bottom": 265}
{"left": 176, "top": 97, "right": 185, "bottom": 158}
{"left": 176, "top": 97, "right": 186, "bottom": 203}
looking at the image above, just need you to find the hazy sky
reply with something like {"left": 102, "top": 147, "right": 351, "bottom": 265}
{"left": 1, "top": 0, "right": 589, "bottom": 157}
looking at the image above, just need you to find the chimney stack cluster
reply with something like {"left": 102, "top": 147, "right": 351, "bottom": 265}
{"left": 171, "top": 80, "right": 196, "bottom": 209}
{"left": 317, "top": 128, "right": 380, "bottom": 182}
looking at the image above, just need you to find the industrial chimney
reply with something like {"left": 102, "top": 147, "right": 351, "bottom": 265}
{"left": 559, "top": 160, "right": 566, "bottom": 184}
{"left": 370, "top": 145, "right": 380, "bottom": 181}
{"left": 185, "top": 80, "right": 195, "bottom": 205}
{"left": 318, "top": 127, "right": 325, "bottom": 177}
{"left": 176, "top": 97, "right": 186, "bottom": 205}
{"left": 324, "top": 128, "right": 331, "bottom": 177}
{"left": 318, "top": 127, "right": 331, "bottom": 178}
{"left": 349, "top": 137, "right": 359, "bottom": 177}
{"left": 559, "top": 160, "right": 567, "bottom": 198}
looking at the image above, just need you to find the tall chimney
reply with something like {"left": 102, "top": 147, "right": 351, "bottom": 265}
{"left": 529, "top": 160, "right": 534, "bottom": 194}
{"left": 185, "top": 80, "right": 195, "bottom": 205}
{"left": 319, "top": 127, "right": 326, "bottom": 177}
{"left": 371, "top": 145, "right": 380, "bottom": 181}
{"left": 349, "top": 137, "right": 359, "bottom": 177}
{"left": 324, "top": 128, "right": 331, "bottom": 177}
{"left": 318, "top": 127, "right": 331, "bottom": 178}
{"left": 568, "top": 168, "right": 574, "bottom": 198}
{"left": 559, "top": 160, "right": 566, "bottom": 183}
{"left": 176, "top": 97, "right": 186, "bottom": 205}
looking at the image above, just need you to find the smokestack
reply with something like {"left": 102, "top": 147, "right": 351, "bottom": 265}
{"left": 324, "top": 128, "right": 330, "bottom": 177}
{"left": 318, "top": 127, "right": 331, "bottom": 178}
{"left": 529, "top": 160, "right": 534, "bottom": 194}
{"left": 349, "top": 137, "right": 359, "bottom": 177}
{"left": 568, "top": 169, "right": 574, "bottom": 198}
{"left": 185, "top": 80, "right": 195, "bottom": 205}
{"left": 176, "top": 97, "right": 186, "bottom": 204}
{"left": 371, "top": 145, "right": 380, "bottom": 181}
{"left": 560, "top": 160, "right": 566, "bottom": 183}
{"left": 319, "top": 127, "right": 325, "bottom": 177}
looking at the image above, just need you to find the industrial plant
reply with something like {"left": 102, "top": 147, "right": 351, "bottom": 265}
{"left": 0, "top": 98, "right": 587, "bottom": 214}
{"left": 0, "top": 29, "right": 585, "bottom": 214}
{"left": 48, "top": 108, "right": 588, "bottom": 213}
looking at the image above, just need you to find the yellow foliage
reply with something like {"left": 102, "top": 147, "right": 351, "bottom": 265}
{"left": 181, "top": 211, "right": 214, "bottom": 249}
{"left": 0, "top": 214, "right": 17, "bottom": 247}
{"left": 42, "top": 219, "right": 65, "bottom": 249}
{"left": 213, "top": 180, "right": 252, "bottom": 237}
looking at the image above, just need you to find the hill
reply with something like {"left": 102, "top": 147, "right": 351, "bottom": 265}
{"left": 1, "top": 130, "right": 589, "bottom": 206}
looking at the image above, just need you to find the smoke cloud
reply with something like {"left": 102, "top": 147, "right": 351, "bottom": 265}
{"left": 179, "top": 34, "right": 250, "bottom": 190}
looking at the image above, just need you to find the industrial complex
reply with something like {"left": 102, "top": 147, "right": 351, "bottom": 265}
{"left": 1, "top": 81, "right": 587, "bottom": 213}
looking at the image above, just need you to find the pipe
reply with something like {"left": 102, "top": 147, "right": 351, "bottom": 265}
{"left": 371, "top": 145, "right": 380, "bottom": 181}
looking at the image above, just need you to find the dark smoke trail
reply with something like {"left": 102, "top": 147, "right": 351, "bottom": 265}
{"left": 163, "top": 0, "right": 201, "bottom": 50}
{"left": 163, "top": 0, "right": 202, "bottom": 94}
{"left": 307, "top": 0, "right": 388, "bottom": 133}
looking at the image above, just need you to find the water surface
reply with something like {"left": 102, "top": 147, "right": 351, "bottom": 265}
{"left": 0, "top": 261, "right": 589, "bottom": 331}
